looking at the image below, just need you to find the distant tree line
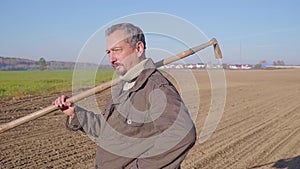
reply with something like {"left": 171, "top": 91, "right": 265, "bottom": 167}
{"left": 0, "top": 56, "right": 101, "bottom": 71}
{"left": 254, "top": 60, "right": 286, "bottom": 69}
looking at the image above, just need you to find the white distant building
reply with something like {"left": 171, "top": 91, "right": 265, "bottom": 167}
{"left": 186, "top": 64, "right": 195, "bottom": 69}
{"left": 196, "top": 63, "right": 205, "bottom": 68}
{"left": 175, "top": 64, "right": 184, "bottom": 69}
{"left": 241, "top": 64, "right": 252, "bottom": 69}
{"left": 229, "top": 64, "right": 252, "bottom": 70}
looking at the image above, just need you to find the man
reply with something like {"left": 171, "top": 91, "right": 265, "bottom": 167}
{"left": 53, "top": 23, "right": 196, "bottom": 169}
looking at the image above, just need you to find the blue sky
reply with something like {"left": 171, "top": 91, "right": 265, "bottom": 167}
{"left": 0, "top": 0, "right": 299, "bottom": 64}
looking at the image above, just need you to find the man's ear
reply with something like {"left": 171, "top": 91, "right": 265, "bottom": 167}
{"left": 135, "top": 41, "right": 145, "bottom": 57}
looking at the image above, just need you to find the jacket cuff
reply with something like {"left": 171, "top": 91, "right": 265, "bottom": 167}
{"left": 65, "top": 106, "right": 86, "bottom": 131}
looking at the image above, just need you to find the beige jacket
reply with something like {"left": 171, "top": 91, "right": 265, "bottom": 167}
{"left": 66, "top": 59, "right": 196, "bottom": 169}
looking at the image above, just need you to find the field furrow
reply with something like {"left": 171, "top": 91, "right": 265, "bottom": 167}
{"left": 1, "top": 69, "right": 300, "bottom": 169}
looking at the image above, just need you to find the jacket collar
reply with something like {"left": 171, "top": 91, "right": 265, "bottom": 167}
{"left": 127, "top": 58, "right": 156, "bottom": 92}
{"left": 111, "top": 58, "right": 156, "bottom": 104}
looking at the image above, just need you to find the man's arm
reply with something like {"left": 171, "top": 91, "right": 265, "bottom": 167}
{"left": 53, "top": 95, "right": 103, "bottom": 138}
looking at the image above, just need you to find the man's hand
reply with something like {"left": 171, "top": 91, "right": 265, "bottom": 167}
{"left": 52, "top": 95, "right": 75, "bottom": 117}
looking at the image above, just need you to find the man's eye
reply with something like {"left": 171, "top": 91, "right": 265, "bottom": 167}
{"left": 106, "top": 47, "right": 122, "bottom": 54}
{"left": 112, "top": 48, "right": 122, "bottom": 52}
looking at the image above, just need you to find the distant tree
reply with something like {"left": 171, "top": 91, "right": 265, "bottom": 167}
{"left": 39, "top": 57, "right": 46, "bottom": 71}
{"left": 254, "top": 64, "right": 262, "bottom": 69}
{"left": 273, "top": 60, "right": 285, "bottom": 66}
{"left": 259, "top": 60, "right": 267, "bottom": 64}
{"left": 222, "top": 63, "right": 229, "bottom": 69}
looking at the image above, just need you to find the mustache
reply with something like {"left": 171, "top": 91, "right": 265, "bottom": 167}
{"left": 111, "top": 62, "right": 124, "bottom": 68}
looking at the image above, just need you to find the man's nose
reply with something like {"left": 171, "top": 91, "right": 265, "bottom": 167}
{"left": 109, "top": 54, "right": 117, "bottom": 64}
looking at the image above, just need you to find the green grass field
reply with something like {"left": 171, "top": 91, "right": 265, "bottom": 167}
{"left": 0, "top": 69, "right": 114, "bottom": 99}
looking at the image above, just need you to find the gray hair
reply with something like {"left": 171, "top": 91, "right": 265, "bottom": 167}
{"left": 105, "top": 23, "right": 146, "bottom": 49}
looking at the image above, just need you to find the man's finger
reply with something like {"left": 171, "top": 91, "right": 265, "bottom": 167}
{"left": 54, "top": 98, "right": 60, "bottom": 107}
{"left": 65, "top": 101, "right": 73, "bottom": 107}
{"left": 60, "top": 95, "right": 66, "bottom": 105}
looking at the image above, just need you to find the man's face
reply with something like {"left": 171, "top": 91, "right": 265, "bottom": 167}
{"left": 106, "top": 30, "right": 139, "bottom": 76}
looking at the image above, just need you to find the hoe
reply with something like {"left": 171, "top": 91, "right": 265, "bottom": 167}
{"left": 0, "top": 38, "right": 222, "bottom": 133}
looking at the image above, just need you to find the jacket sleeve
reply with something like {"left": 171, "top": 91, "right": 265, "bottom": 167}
{"left": 65, "top": 106, "right": 103, "bottom": 138}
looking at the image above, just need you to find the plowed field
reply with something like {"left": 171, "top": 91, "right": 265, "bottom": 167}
{"left": 1, "top": 69, "right": 300, "bottom": 169}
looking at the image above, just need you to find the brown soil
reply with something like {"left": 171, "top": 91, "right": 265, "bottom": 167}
{"left": 1, "top": 69, "right": 300, "bottom": 169}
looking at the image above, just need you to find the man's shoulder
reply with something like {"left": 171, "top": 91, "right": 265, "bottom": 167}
{"left": 147, "top": 69, "right": 172, "bottom": 87}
